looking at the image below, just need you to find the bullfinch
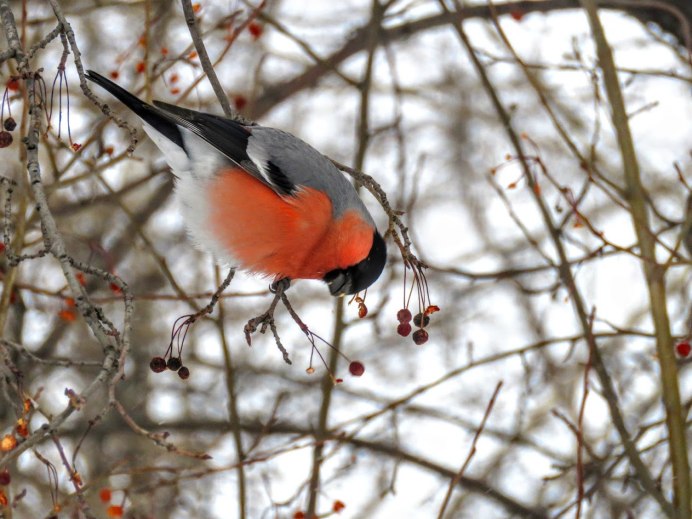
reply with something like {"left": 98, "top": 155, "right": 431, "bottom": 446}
{"left": 86, "top": 70, "right": 386, "bottom": 296}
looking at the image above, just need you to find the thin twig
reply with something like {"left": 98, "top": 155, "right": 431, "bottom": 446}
{"left": 437, "top": 381, "right": 503, "bottom": 519}
{"left": 180, "top": 0, "right": 234, "bottom": 118}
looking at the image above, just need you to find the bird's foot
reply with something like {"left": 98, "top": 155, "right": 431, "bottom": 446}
{"left": 270, "top": 277, "right": 291, "bottom": 294}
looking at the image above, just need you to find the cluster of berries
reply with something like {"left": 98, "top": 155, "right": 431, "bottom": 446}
{"left": 0, "top": 116, "right": 16, "bottom": 148}
{"left": 149, "top": 355, "right": 190, "bottom": 379}
{"left": 396, "top": 305, "right": 439, "bottom": 345}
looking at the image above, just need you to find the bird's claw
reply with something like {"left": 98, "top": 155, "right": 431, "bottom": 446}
{"left": 270, "top": 277, "right": 291, "bottom": 294}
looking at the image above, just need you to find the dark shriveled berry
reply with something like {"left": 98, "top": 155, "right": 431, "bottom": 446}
{"left": 0, "top": 131, "right": 12, "bottom": 148}
{"left": 397, "top": 322, "right": 412, "bottom": 337}
{"left": 396, "top": 308, "right": 412, "bottom": 323}
{"left": 0, "top": 469, "right": 10, "bottom": 485}
{"left": 412, "top": 329, "right": 429, "bottom": 345}
{"left": 166, "top": 357, "right": 182, "bottom": 371}
{"left": 413, "top": 313, "right": 430, "bottom": 328}
{"left": 149, "top": 356, "right": 166, "bottom": 373}
{"left": 349, "top": 361, "right": 365, "bottom": 377}
{"left": 3, "top": 117, "right": 16, "bottom": 131}
{"left": 178, "top": 366, "right": 190, "bottom": 380}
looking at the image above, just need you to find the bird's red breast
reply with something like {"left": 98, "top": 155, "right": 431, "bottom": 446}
{"left": 207, "top": 168, "right": 374, "bottom": 280}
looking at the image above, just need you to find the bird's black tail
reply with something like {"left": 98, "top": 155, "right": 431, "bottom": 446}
{"left": 85, "top": 70, "right": 183, "bottom": 148}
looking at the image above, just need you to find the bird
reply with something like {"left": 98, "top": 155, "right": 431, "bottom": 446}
{"left": 85, "top": 70, "right": 386, "bottom": 296}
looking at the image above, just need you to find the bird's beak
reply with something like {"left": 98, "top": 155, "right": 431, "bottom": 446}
{"left": 325, "top": 271, "right": 350, "bottom": 296}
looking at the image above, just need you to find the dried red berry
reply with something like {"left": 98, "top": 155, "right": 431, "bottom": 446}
{"left": 3, "top": 117, "right": 16, "bottom": 131}
{"left": 149, "top": 357, "right": 166, "bottom": 373}
{"left": 7, "top": 78, "right": 19, "bottom": 91}
{"left": 676, "top": 340, "right": 691, "bottom": 358}
{"left": 178, "top": 366, "right": 190, "bottom": 379}
{"left": 332, "top": 500, "right": 346, "bottom": 513}
{"left": 106, "top": 505, "right": 123, "bottom": 518}
{"left": 166, "top": 357, "right": 182, "bottom": 371}
{"left": 397, "top": 308, "right": 412, "bottom": 323}
{"left": 358, "top": 304, "right": 368, "bottom": 318}
{"left": 510, "top": 10, "right": 524, "bottom": 21}
{"left": 424, "top": 305, "right": 440, "bottom": 316}
{"left": 0, "top": 131, "right": 13, "bottom": 148}
{"left": 0, "top": 469, "right": 10, "bottom": 486}
{"left": 58, "top": 309, "right": 77, "bottom": 322}
{"left": 248, "top": 22, "right": 263, "bottom": 40}
{"left": 233, "top": 94, "right": 247, "bottom": 110}
{"left": 109, "top": 70, "right": 119, "bottom": 80}
{"left": 412, "top": 329, "right": 429, "bottom": 345}
{"left": 99, "top": 487, "right": 112, "bottom": 503}
{"left": 397, "top": 322, "right": 412, "bottom": 337}
{"left": 413, "top": 313, "right": 430, "bottom": 328}
{"left": 135, "top": 61, "right": 146, "bottom": 74}
{"left": 349, "top": 361, "right": 365, "bottom": 377}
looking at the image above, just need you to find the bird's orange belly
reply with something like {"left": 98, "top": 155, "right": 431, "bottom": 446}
{"left": 206, "top": 168, "right": 372, "bottom": 280}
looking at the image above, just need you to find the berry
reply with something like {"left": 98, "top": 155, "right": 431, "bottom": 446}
{"left": 7, "top": 78, "right": 19, "bottom": 91}
{"left": 412, "top": 329, "right": 429, "bottom": 345}
{"left": 248, "top": 22, "right": 263, "bottom": 40}
{"left": 166, "top": 357, "right": 182, "bottom": 371}
{"left": 413, "top": 313, "right": 430, "bottom": 328}
{"left": 233, "top": 94, "right": 247, "bottom": 110}
{"left": 333, "top": 500, "right": 346, "bottom": 512}
{"left": 178, "top": 366, "right": 190, "bottom": 379}
{"left": 397, "top": 322, "right": 412, "bottom": 337}
{"left": 149, "top": 357, "right": 166, "bottom": 373}
{"left": 0, "top": 434, "right": 17, "bottom": 452}
{"left": 106, "top": 505, "right": 123, "bottom": 518}
{"left": 0, "top": 469, "right": 10, "bottom": 486}
{"left": 99, "top": 487, "right": 112, "bottom": 503}
{"left": 3, "top": 117, "right": 16, "bottom": 131}
{"left": 305, "top": 367, "right": 315, "bottom": 375}
{"left": 676, "top": 340, "right": 691, "bottom": 358}
{"left": 109, "top": 70, "right": 119, "bottom": 80}
{"left": 348, "top": 361, "right": 365, "bottom": 377}
{"left": 0, "top": 131, "right": 13, "bottom": 148}
{"left": 397, "top": 308, "right": 412, "bottom": 323}
{"left": 358, "top": 304, "right": 368, "bottom": 318}
{"left": 425, "top": 305, "right": 441, "bottom": 315}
